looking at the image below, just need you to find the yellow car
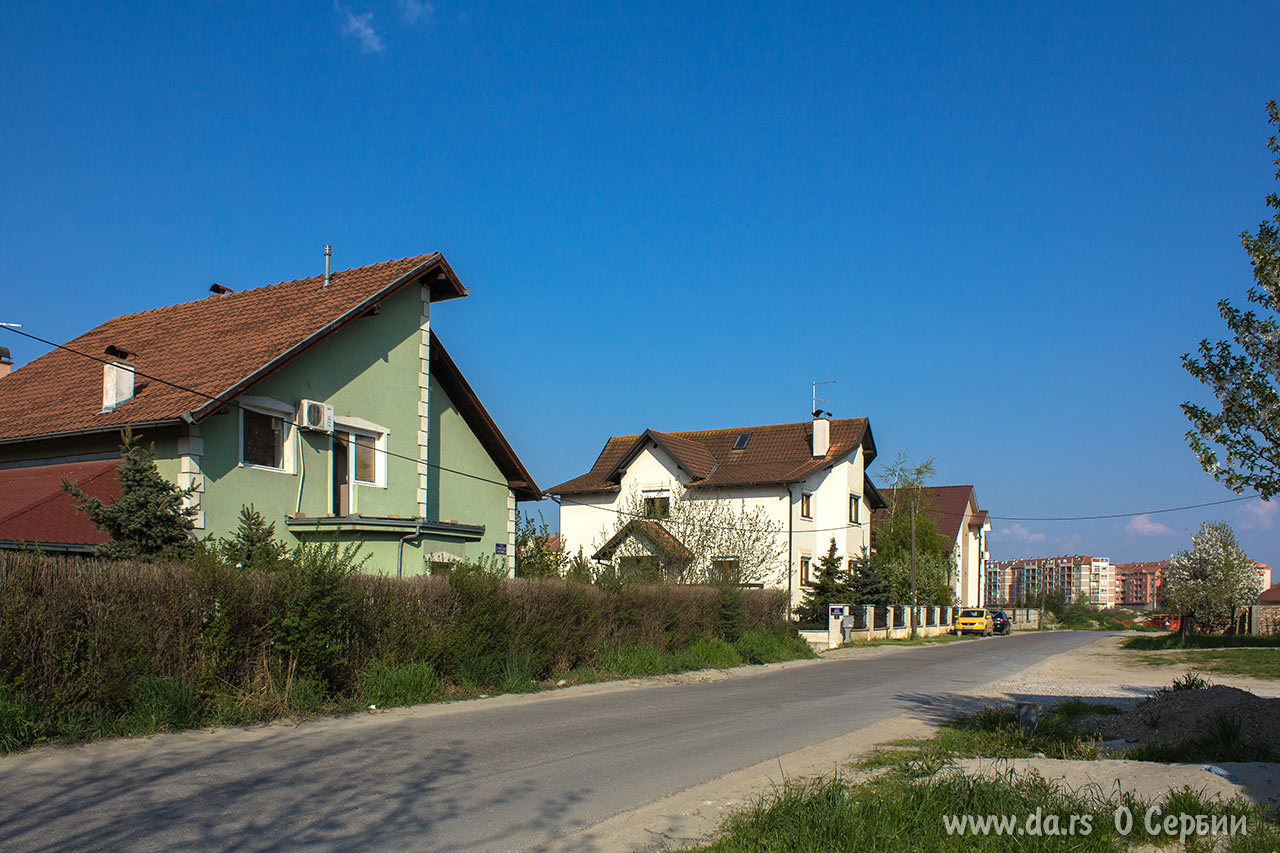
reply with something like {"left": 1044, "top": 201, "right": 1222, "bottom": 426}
{"left": 955, "top": 608, "right": 994, "bottom": 636}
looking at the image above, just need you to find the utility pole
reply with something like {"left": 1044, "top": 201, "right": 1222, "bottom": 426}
{"left": 910, "top": 501, "right": 918, "bottom": 639}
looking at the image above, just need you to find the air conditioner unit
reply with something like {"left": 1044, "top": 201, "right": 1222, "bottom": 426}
{"left": 298, "top": 399, "right": 334, "bottom": 433}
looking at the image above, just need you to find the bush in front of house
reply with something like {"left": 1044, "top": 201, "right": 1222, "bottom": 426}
{"left": 0, "top": 550, "right": 794, "bottom": 751}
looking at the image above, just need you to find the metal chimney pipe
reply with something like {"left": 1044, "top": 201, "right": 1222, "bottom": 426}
{"left": 324, "top": 244, "right": 332, "bottom": 288}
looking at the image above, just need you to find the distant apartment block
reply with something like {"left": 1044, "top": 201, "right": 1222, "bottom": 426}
{"left": 986, "top": 554, "right": 1116, "bottom": 608}
{"left": 1112, "top": 561, "right": 1165, "bottom": 609}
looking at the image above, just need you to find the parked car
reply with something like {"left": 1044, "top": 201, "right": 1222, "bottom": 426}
{"left": 954, "top": 608, "right": 993, "bottom": 636}
{"left": 989, "top": 609, "right": 1012, "bottom": 635}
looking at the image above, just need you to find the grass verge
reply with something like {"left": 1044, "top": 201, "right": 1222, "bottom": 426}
{"left": 682, "top": 703, "right": 1280, "bottom": 852}
{"left": 1131, "top": 649, "right": 1280, "bottom": 680}
{"left": 838, "top": 635, "right": 964, "bottom": 649}
{"left": 1122, "top": 633, "right": 1280, "bottom": 650}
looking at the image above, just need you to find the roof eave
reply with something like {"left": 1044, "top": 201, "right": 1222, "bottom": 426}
{"left": 0, "top": 419, "right": 183, "bottom": 446}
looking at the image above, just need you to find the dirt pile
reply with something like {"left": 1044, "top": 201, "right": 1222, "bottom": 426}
{"left": 1081, "top": 685, "right": 1280, "bottom": 752}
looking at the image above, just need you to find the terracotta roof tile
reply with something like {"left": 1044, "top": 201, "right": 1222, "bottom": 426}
{"left": 0, "top": 459, "right": 120, "bottom": 548}
{"left": 550, "top": 418, "right": 873, "bottom": 494}
{"left": 0, "top": 254, "right": 464, "bottom": 442}
{"left": 874, "top": 485, "right": 980, "bottom": 545}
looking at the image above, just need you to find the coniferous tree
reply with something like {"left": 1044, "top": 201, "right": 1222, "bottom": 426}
{"left": 62, "top": 429, "right": 196, "bottom": 559}
{"left": 847, "top": 551, "right": 893, "bottom": 605}
{"left": 794, "top": 538, "right": 850, "bottom": 623}
{"left": 222, "top": 504, "right": 288, "bottom": 571}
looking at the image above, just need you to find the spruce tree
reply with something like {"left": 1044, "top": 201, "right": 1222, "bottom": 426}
{"left": 222, "top": 504, "right": 287, "bottom": 571}
{"left": 794, "top": 538, "right": 849, "bottom": 624}
{"left": 62, "top": 429, "right": 196, "bottom": 559}
{"left": 847, "top": 551, "right": 892, "bottom": 605}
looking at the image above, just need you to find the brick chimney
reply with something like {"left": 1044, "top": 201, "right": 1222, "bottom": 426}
{"left": 0, "top": 346, "right": 11, "bottom": 378}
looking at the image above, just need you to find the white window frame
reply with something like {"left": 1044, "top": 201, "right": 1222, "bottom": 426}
{"left": 799, "top": 554, "right": 813, "bottom": 586}
{"left": 800, "top": 492, "right": 813, "bottom": 520}
{"left": 849, "top": 492, "right": 860, "bottom": 524}
{"left": 335, "top": 415, "right": 390, "bottom": 489}
{"left": 238, "top": 397, "right": 297, "bottom": 474}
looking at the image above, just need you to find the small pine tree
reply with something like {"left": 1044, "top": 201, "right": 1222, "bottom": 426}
{"left": 794, "top": 538, "right": 849, "bottom": 624}
{"left": 62, "top": 428, "right": 196, "bottom": 560}
{"left": 847, "top": 551, "right": 892, "bottom": 605}
{"left": 222, "top": 504, "right": 288, "bottom": 571}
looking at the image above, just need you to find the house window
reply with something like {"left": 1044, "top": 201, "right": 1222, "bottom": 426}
{"left": 242, "top": 409, "right": 285, "bottom": 470}
{"left": 643, "top": 496, "right": 670, "bottom": 519}
{"left": 350, "top": 430, "right": 385, "bottom": 486}
{"left": 800, "top": 556, "right": 813, "bottom": 586}
{"left": 711, "top": 557, "right": 740, "bottom": 584}
{"left": 849, "top": 493, "right": 860, "bottom": 524}
{"left": 800, "top": 492, "right": 812, "bottom": 519}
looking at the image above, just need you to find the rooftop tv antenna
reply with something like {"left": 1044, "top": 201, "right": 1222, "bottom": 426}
{"left": 812, "top": 380, "right": 835, "bottom": 418}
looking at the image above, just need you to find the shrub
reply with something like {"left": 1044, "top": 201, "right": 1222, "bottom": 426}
{"left": 125, "top": 675, "right": 200, "bottom": 732}
{"left": 358, "top": 660, "right": 446, "bottom": 708}
{"left": 733, "top": 629, "right": 816, "bottom": 664}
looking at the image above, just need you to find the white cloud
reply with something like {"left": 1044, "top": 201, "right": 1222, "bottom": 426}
{"left": 1124, "top": 514, "right": 1174, "bottom": 537}
{"left": 399, "top": 0, "right": 434, "bottom": 24}
{"left": 339, "top": 6, "right": 385, "bottom": 52}
{"left": 991, "top": 523, "right": 1047, "bottom": 544}
{"left": 1238, "top": 498, "right": 1278, "bottom": 530}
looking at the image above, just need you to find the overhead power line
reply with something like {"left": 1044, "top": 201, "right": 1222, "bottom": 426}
{"left": 0, "top": 324, "right": 1265, "bottom": 537}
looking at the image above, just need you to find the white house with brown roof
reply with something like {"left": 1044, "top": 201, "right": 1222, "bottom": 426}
{"left": 550, "top": 415, "right": 886, "bottom": 611}
{"left": 876, "top": 485, "right": 990, "bottom": 607}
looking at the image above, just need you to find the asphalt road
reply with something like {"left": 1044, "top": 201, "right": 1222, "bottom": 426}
{"left": 0, "top": 631, "right": 1100, "bottom": 852}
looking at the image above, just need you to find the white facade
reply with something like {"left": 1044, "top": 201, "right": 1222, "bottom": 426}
{"left": 951, "top": 502, "right": 990, "bottom": 608}
{"left": 558, "top": 435, "right": 873, "bottom": 613}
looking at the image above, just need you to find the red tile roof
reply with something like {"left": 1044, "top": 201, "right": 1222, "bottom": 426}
{"left": 1260, "top": 582, "right": 1280, "bottom": 604}
{"left": 550, "top": 418, "right": 875, "bottom": 495}
{"left": 0, "top": 459, "right": 120, "bottom": 549}
{"left": 0, "top": 254, "right": 466, "bottom": 442}
{"left": 875, "top": 485, "right": 981, "bottom": 546}
{"left": 592, "top": 519, "right": 694, "bottom": 562}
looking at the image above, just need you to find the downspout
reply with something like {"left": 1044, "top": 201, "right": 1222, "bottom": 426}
{"left": 397, "top": 519, "right": 426, "bottom": 580}
{"left": 786, "top": 483, "right": 795, "bottom": 621}
{"left": 295, "top": 428, "right": 306, "bottom": 514}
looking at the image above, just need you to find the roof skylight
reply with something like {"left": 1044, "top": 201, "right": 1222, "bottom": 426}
{"left": 732, "top": 433, "right": 750, "bottom": 450}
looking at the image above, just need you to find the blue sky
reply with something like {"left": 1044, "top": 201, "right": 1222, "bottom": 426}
{"left": 2, "top": 1, "right": 1278, "bottom": 578}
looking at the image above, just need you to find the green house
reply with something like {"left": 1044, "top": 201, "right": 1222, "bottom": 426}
{"left": 0, "top": 253, "right": 540, "bottom": 575}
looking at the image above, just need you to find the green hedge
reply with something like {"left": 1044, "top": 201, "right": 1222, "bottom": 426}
{"left": 0, "top": 551, "right": 793, "bottom": 747}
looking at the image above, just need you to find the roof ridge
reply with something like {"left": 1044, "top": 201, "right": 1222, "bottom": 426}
{"left": 99, "top": 253, "right": 439, "bottom": 323}
{"left": 668, "top": 416, "right": 866, "bottom": 437}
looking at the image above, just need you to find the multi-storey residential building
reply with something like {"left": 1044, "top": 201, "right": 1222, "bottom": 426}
{"left": 1113, "top": 561, "right": 1165, "bottom": 609}
{"left": 551, "top": 415, "right": 886, "bottom": 612}
{"left": 986, "top": 554, "right": 1115, "bottom": 608}
{"left": 0, "top": 253, "right": 540, "bottom": 574}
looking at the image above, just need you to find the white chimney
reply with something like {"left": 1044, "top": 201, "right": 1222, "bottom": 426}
{"left": 812, "top": 414, "right": 829, "bottom": 457}
{"left": 102, "top": 346, "right": 136, "bottom": 411}
{"left": 0, "top": 346, "right": 11, "bottom": 378}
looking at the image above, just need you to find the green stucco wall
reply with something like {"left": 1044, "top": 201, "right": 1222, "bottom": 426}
{"left": 5, "top": 280, "right": 519, "bottom": 577}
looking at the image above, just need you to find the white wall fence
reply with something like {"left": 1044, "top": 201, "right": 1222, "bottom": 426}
{"left": 798, "top": 605, "right": 1043, "bottom": 651}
